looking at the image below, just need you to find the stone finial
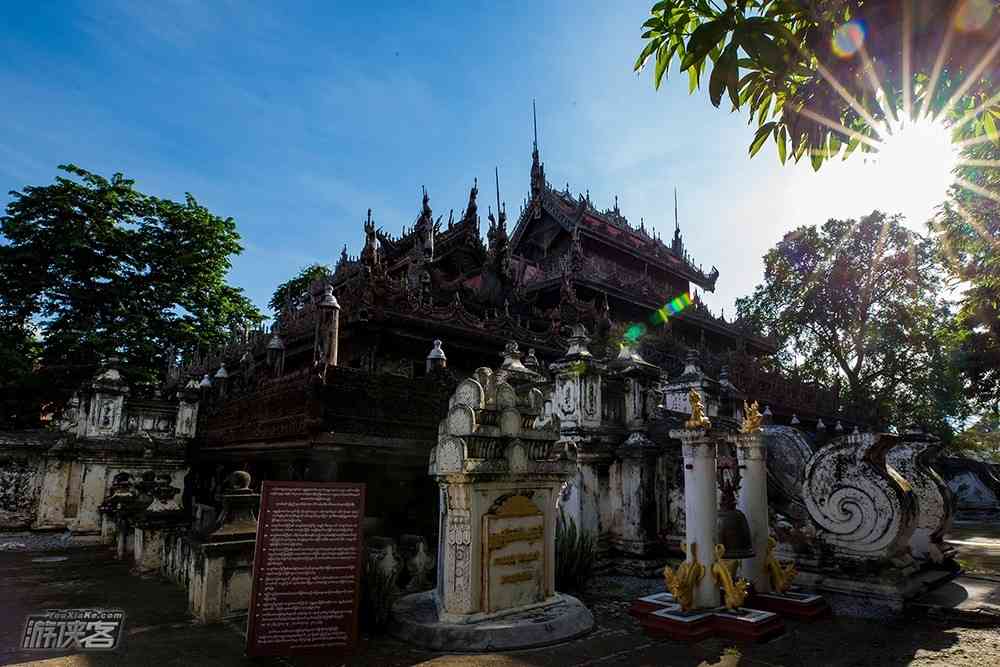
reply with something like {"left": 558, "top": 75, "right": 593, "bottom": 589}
{"left": 205, "top": 471, "right": 258, "bottom": 541}
{"left": 317, "top": 284, "right": 340, "bottom": 310}
{"left": 835, "top": 420, "right": 844, "bottom": 433}
{"left": 500, "top": 341, "right": 533, "bottom": 376}
{"left": 565, "top": 324, "right": 592, "bottom": 358}
{"left": 199, "top": 374, "right": 212, "bottom": 389}
{"left": 426, "top": 339, "right": 447, "bottom": 372}
{"left": 524, "top": 348, "right": 540, "bottom": 371}
{"left": 816, "top": 418, "right": 826, "bottom": 430}
{"left": 225, "top": 470, "right": 252, "bottom": 493}
{"left": 149, "top": 473, "right": 182, "bottom": 512}
{"left": 214, "top": 364, "right": 228, "bottom": 379}
{"left": 682, "top": 349, "right": 703, "bottom": 377}
{"left": 790, "top": 414, "right": 800, "bottom": 425}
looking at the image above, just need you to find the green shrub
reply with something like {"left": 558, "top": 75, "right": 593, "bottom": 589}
{"left": 555, "top": 509, "right": 597, "bottom": 593}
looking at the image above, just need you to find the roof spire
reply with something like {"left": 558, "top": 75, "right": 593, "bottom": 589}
{"left": 495, "top": 165, "right": 501, "bottom": 215}
{"left": 530, "top": 101, "right": 546, "bottom": 201}
{"left": 533, "top": 98, "right": 538, "bottom": 152}
{"left": 672, "top": 187, "right": 685, "bottom": 257}
{"left": 674, "top": 186, "right": 679, "bottom": 233}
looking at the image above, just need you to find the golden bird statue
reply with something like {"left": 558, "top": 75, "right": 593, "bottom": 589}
{"left": 764, "top": 537, "right": 798, "bottom": 594}
{"left": 663, "top": 542, "right": 705, "bottom": 612}
{"left": 712, "top": 544, "right": 750, "bottom": 610}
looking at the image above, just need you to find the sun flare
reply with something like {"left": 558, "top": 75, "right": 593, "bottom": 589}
{"left": 866, "top": 117, "right": 960, "bottom": 230}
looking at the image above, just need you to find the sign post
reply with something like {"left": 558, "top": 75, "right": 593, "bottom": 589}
{"left": 246, "top": 481, "right": 365, "bottom": 657}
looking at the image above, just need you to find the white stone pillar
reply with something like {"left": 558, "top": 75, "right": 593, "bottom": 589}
{"left": 671, "top": 429, "right": 720, "bottom": 609}
{"left": 736, "top": 432, "right": 770, "bottom": 593}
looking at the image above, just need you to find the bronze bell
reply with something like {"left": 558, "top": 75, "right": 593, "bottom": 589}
{"left": 716, "top": 507, "right": 756, "bottom": 560}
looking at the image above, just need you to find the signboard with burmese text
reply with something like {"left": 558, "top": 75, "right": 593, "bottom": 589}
{"left": 246, "top": 481, "right": 365, "bottom": 657}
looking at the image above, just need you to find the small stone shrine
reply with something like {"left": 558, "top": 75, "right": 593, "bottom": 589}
{"left": 392, "top": 355, "right": 595, "bottom": 651}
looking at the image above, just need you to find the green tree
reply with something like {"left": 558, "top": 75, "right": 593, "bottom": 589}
{"left": 937, "top": 141, "right": 1000, "bottom": 409}
{"left": 269, "top": 264, "right": 331, "bottom": 314}
{"left": 0, "top": 164, "right": 262, "bottom": 425}
{"left": 635, "top": 0, "right": 1000, "bottom": 169}
{"left": 735, "top": 210, "right": 967, "bottom": 437}
{"left": 951, "top": 412, "right": 1000, "bottom": 461}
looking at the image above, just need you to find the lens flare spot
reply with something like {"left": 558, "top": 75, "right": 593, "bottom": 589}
{"left": 623, "top": 323, "right": 646, "bottom": 344}
{"left": 956, "top": 0, "right": 994, "bottom": 32}
{"left": 832, "top": 20, "right": 866, "bottom": 58}
{"left": 873, "top": 117, "right": 959, "bottom": 229}
{"left": 650, "top": 292, "right": 692, "bottom": 326}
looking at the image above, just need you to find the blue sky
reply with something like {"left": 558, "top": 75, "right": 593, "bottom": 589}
{"left": 1, "top": 1, "right": 933, "bottom": 318}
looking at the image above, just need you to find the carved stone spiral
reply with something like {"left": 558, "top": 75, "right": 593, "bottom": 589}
{"left": 802, "top": 433, "right": 917, "bottom": 561}
{"left": 886, "top": 434, "right": 955, "bottom": 563}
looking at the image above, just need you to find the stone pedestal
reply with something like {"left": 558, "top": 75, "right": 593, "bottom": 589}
{"left": 610, "top": 432, "right": 661, "bottom": 574}
{"left": 392, "top": 361, "right": 595, "bottom": 651}
{"left": 188, "top": 471, "right": 258, "bottom": 623}
{"left": 132, "top": 474, "right": 186, "bottom": 574}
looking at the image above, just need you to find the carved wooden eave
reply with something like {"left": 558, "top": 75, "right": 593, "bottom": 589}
{"left": 510, "top": 187, "right": 720, "bottom": 293}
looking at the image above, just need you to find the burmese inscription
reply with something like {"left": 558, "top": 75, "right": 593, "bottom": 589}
{"left": 483, "top": 495, "right": 545, "bottom": 613}
{"left": 247, "top": 481, "right": 365, "bottom": 657}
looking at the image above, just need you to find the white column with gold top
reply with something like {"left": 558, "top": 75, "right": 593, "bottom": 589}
{"left": 735, "top": 401, "right": 770, "bottom": 593}
{"left": 667, "top": 389, "right": 721, "bottom": 610}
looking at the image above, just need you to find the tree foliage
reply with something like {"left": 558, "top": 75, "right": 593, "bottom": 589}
{"left": 735, "top": 211, "right": 966, "bottom": 437}
{"left": 635, "top": 0, "right": 1000, "bottom": 170}
{"left": 0, "top": 165, "right": 262, "bottom": 425}
{"left": 937, "top": 142, "right": 1000, "bottom": 410}
{"left": 268, "top": 263, "right": 331, "bottom": 314}
{"left": 951, "top": 411, "right": 1000, "bottom": 461}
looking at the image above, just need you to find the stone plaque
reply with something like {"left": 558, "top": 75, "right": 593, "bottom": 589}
{"left": 246, "top": 481, "right": 365, "bottom": 657}
{"left": 482, "top": 495, "right": 545, "bottom": 614}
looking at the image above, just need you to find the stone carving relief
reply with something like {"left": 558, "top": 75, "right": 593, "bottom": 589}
{"left": 887, "top": 435, "right": 954, "bottom": 563}
{"left": 400, "top": 534, "right": 437, "bottom": 592}
{"left": 436, "top": 437, "right": 465, "bottom": 474}
{"left": 802, "top": 433, "right": 917, "bottom": 561}
{"left": 0, "top": 459, "right": 36, "bottom": 525}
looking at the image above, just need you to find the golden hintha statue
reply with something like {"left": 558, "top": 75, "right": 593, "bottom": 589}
{"left": 764, "top": 537, "right": 798, "bottom": 594}
{"left": 685, "top": 389, "right": 711, "bottom": 430}
{"left": 712, "top": 544, "right": 749, "bottom": 610}
{"left": 663, "top": 542, "right": 705, "bottom": 612}
{"left": 740, "top": 400, "right": 763, "bottom": 434}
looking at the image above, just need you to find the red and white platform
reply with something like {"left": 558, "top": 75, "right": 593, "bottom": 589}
{"left": 629, "top": 592, "right": 786, "bottom": 643}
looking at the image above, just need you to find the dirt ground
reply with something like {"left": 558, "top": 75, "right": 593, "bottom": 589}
{"left": 2, "top": 526, "right": 1000, "bottom": 667}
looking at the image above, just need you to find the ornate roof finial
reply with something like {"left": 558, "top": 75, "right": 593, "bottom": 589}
{"left": 495, "top": 166, "right": 502, "bottom": 219}
{"left": 674, "top": 186, "right": 679, "bottom": 232}
{"left": 463, "top": 178, "right": 479, "bottom": 223}
{"left": 533, "top": 99, "right": 539, "bottom": 152}
{"left": 530, "top": 101, "right": 545, "bottom": 200}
